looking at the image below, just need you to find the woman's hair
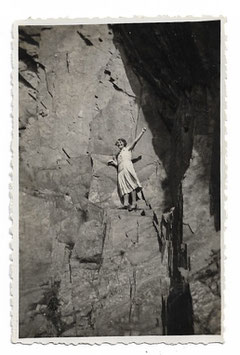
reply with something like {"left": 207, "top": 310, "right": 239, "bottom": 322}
{"left": 115, "top": 138, "right": 127, "bottom": 147}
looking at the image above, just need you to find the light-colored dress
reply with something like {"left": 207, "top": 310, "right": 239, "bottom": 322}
{"left": 117, "top": 147, "right": 142, "bottom": 197}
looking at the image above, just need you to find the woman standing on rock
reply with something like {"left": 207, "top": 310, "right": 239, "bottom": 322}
{"left": 108, "top": 127, "right": 146, "bottom": 211}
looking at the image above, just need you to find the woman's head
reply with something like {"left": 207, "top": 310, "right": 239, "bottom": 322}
{"left": 115, "top": 138, "right": 127, "bottom": 150}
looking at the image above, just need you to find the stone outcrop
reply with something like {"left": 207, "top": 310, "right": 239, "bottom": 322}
{"left": 19, "top": 22, "right": 220, "bottom": 337}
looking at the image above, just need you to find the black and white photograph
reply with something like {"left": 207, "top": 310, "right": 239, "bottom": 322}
{"left": 15, "top": 19, "right": 221, "bottom": 342}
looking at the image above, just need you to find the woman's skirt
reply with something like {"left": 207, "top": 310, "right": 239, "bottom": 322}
{"left": 118, "top": 166, "right": 142, "bottom": 197}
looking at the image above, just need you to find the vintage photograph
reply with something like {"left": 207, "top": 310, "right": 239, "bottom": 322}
{"left": 16, "top": 19, "right": 221, "bottom": 341}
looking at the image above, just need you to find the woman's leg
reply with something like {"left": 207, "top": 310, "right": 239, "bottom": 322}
{"left": 129, "top": 190, "right": 137, "bottom": 210}
{"left": 123, "top": 194, "right": 129, "bottom": 207}
{"left": 131, "top": 189, "right": 136, "bottom": 206}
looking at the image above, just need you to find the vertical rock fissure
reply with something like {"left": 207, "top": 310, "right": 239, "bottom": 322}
{"left": 64, "top": 244, "right": 78, "bottom": 336}
{"left": 134, "top": 76, "right": 144, "bottom": 139}
{"left": 128, "top": 268, "right": 137, "bottom": 330}
{"left": 66, "top": 52, "right": 70, "bottom": 73}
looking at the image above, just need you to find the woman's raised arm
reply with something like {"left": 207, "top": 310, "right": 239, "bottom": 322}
{"left": 128, "top": 127, "right": 146, "bottom": 151}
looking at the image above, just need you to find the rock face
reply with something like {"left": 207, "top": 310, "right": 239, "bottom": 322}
{"left": 19, "top": 22, "right": 221, "bottom": 337}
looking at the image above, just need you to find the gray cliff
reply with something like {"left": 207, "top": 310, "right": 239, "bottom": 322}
{"left": 19, "top": 22, "right": 220, "bottom": 337}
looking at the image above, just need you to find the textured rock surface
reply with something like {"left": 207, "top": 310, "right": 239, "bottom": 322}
{"left": 19, "top": 25, "right": 170, "bottom": 337}
{"left": 19, "top": 22, "right": 220, "bottom": 337}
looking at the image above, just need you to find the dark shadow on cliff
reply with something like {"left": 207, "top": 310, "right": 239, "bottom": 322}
{"left": 111, "top": 21, "right": 220, "bottom": 335}
{"left": 167, "top": 282, "right": 194, "bottom": 334}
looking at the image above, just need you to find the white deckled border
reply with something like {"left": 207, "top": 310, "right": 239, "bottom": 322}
{"left": 11, "top": 15, "right": 226, "bottom": 345}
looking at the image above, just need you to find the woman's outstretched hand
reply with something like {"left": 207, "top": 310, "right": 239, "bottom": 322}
{"left": 107, "top": 157, "right": 117, "bottom": 167}
{"left": 142, "top": 127, "right": 147, "bottom": 133}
